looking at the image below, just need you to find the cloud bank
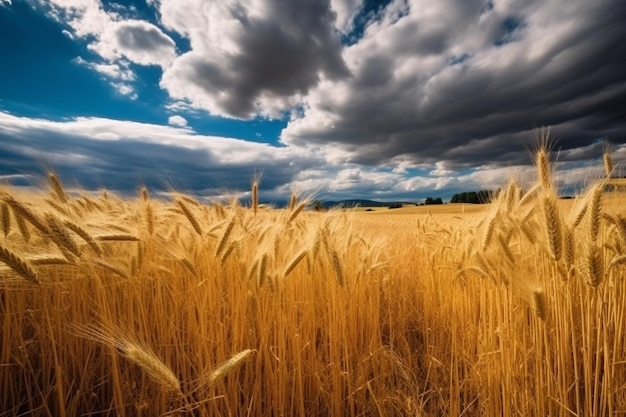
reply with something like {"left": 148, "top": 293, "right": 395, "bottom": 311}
{"left": 3, "top": 0, "right": 625, "bottom": 200}
{"left": 1, "top": 111, "right": 618, "bottom": 202}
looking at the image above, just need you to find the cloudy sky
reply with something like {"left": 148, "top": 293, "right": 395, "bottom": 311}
{"left": 1, "top": 0, "right": 625, "bottom": 202}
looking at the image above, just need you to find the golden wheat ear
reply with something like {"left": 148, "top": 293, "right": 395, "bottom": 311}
{"left": 252, "top": 180, "right": 259, "bottom": 215}
{"left": 122, "top": 343, "right": 181, "bottom": 394}
{"left": 48, "top": 172, "right": 69, "bottom": 203}
{"left": 200, "top": 349, "right": 256, "bottom": 389}
{"left": 177, "top": 198, "right": 203, "bottom": 235}
{"left": 0, "top": 243, "right": 40, "bottom": 284}
{"left": 603, "top": 140, "right": 614, "bottom": 178}
{"left": 71, "top": 324, "right": 181, "bottom": 394}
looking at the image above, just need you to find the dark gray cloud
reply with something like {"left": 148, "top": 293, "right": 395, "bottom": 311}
{"left": 282, "top": 0, "right": 626, "bottom": 171}
{"left": 160, "top": 0, "right": 350, "bottom": 118}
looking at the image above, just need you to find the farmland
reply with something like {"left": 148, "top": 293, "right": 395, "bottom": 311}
{"left": 1, "top": 150, "right": 625, "bottom": 416}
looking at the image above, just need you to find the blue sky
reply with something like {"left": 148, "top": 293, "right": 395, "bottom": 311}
{"left": 1, "top": 0, "right": 625, "bottom": 202}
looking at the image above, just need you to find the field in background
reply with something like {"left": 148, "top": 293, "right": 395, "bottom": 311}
{"left": 354, "top": 203, "right": 489, "bottom": 215}
{"left": 1, "top": 146, "right": 625, "bottom": 416}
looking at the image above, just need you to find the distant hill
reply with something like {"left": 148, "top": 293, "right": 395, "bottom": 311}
{"left": 322, "top": 199, "right": 412, "bottom": 209}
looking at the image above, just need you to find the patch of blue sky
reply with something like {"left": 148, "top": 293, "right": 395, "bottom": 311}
{"left": 494, "top": 16, "right": 527, "bottom": 47}
{"left": 447, "top": 53, "right": 472, "bottom": 66}
{"left": 341, "top": 0, "right": 394, "bottom": 45}
{"left": 0, "top": 2, "right": 119, "bottom": 118}
{"left": 101, "top": 0, "right": 156, "bottom": 19}
{"left": 189, "top": 115, "right": 288, "bottom": 146}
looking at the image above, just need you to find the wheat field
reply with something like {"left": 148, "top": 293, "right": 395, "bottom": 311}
{"left": 1, "top": 148, "right": 625, "bottom": 416}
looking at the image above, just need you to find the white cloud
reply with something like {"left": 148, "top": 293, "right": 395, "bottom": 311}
{"left": 168, "top": 115, "right": 188, "bottom": 127}
{"left": 0, "top": 111, "right": 322, "bottom": 196}
{"left": 330, "top": 0, "right": 362, "bottom": 33}
{"left": 74, "top": 57, "right": 136, "bottom": 81}
{"left": 36, "top": 0, "right": 111, "bottom": 38}
{"left": 34, "top": 0, "right": 175, "bottom": 95}
{"left": 90, "top": 19, "right": 176, "bottom": 67}
{"left": 112, "top": 83, "right": 137, "bottom": 99}
{"left": 2, "top": 109, "right": 619, "bottom": 200}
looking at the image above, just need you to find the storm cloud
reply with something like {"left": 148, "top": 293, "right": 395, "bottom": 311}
{"left": 282, "top": 0, "right": 626, "bottom": 170}
{"left": 159, "top": 0, "right": 350, "bottom": 118}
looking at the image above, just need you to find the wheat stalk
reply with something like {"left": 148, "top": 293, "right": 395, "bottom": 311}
{"left": 481, "top": 212, "right": 497, "bottom": 252}
{"left": 288, "top": 202, "right": 306, "bottom": 223}
{"left": 531, "top": 288, "right": 547, "bottom": 321}
{"left": 92, "top": 260, "right": 129, "bottom": 279}
{"left": 46, "top": 213, "right": 81, "bottom": 258}
{"left": 258, "top": 253, "right": 268, "bottom": 287}
{"left": 63, "top": 220, "right": 102, "bottom": 256}
{"left": 518, "top": 183, "right": 540, "bottom": 207}
{"left": 584, "top": 244, "right": 604, "bottom": 287}
{"left": 220, "top": 241, "right": 238, "bottom": 265}
{"left": 288, "top": 192, "right": 297, "bottom": 210}
{"left": 542, "top": 196, "right": 563, "bottom": 261}
{"left": 177, "top": 198, "right": 202, "bottom": 235}
{"left": 45, "top": 198, "right": 70, "bottom": 216}
{"left": 537, "top": 148, "right": 552, "bottom": 191}
{"left": 569, "top": 199, "right": 588, "bottom": 229}
{"left": 252, "top": 180, "right": 258, "bottom": 216}
{"left": 29, "top": 255, "right": 72, "bottom": 265}
{"left": 520, "top": 219, "right": 538, "bottom": 245}
{"left": 214, "top": 203, "right": 226, "bottom": 219}
{"left": 284, "top": 249, "right": 307, "bottom": 277}
{"left": 96, "top": 234, "right": 140, "bottom": 242}
{"left": 72, "top": 324, "right": 180, "bottom": 394}
{"left": 609, "top": 254, "right": 626, "bottom": 270}
{"left": 475, "top": 252, "right": 496, "bottom": 284}
{"left": 587, "top": 183, "right": 603, "bottom": 242}
{"left": 330, "top": 250, "right": 344, "bottom": 286}
{"left": 504, "top": 180, "right": 518, "bottom": 211}
{"left": 563, "top": 225, "right": 575, "bottom": 270}
{"left": 215, "top": 215, "right": 236, "bottom": 257}
{"left": 48, "top": 173, "right": 69, "bottom": 203}
{"left": 247, "top": 259, "right": 259, "bottom": 282}
{"left": 3, "top": 194, "right": 50, "bottom": 235}
{"left": 1, "top": 203, "right": 11, "bottom": 237}
{"left": 144, "top": 202, "right": 154, "bottom": 236}
{"left": 497, "top": 234, "right": 515, "bottom": 265}
{"left": 535, "top": 128, "right": 553, "bottom": 191}
{"left": 179, "top": 257, "right": 198, "bottom": 278}
{"left": 15, "top": 214, "right": 30, "bottom": 242}
{"left": 607, "top": 214, "right": 626, "bottom": 245}
{"left": 204, "top": 349, "right": 255, "bottom": 387}
{"left": 0, "top": 243, "right": 40, "bottom": 284}
{"left": 123, "top": 343, "right": 181, "bottom": 393}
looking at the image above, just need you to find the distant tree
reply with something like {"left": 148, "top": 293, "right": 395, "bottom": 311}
{"left": 424, "top": 197, "right": 443, "bottom": 205}
{"left": 450, "top": 190, "right": 492, "bottom": 204}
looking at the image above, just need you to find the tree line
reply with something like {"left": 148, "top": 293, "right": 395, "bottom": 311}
{"left": 448, "top": 190, "right": 492, "bottom": 204}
